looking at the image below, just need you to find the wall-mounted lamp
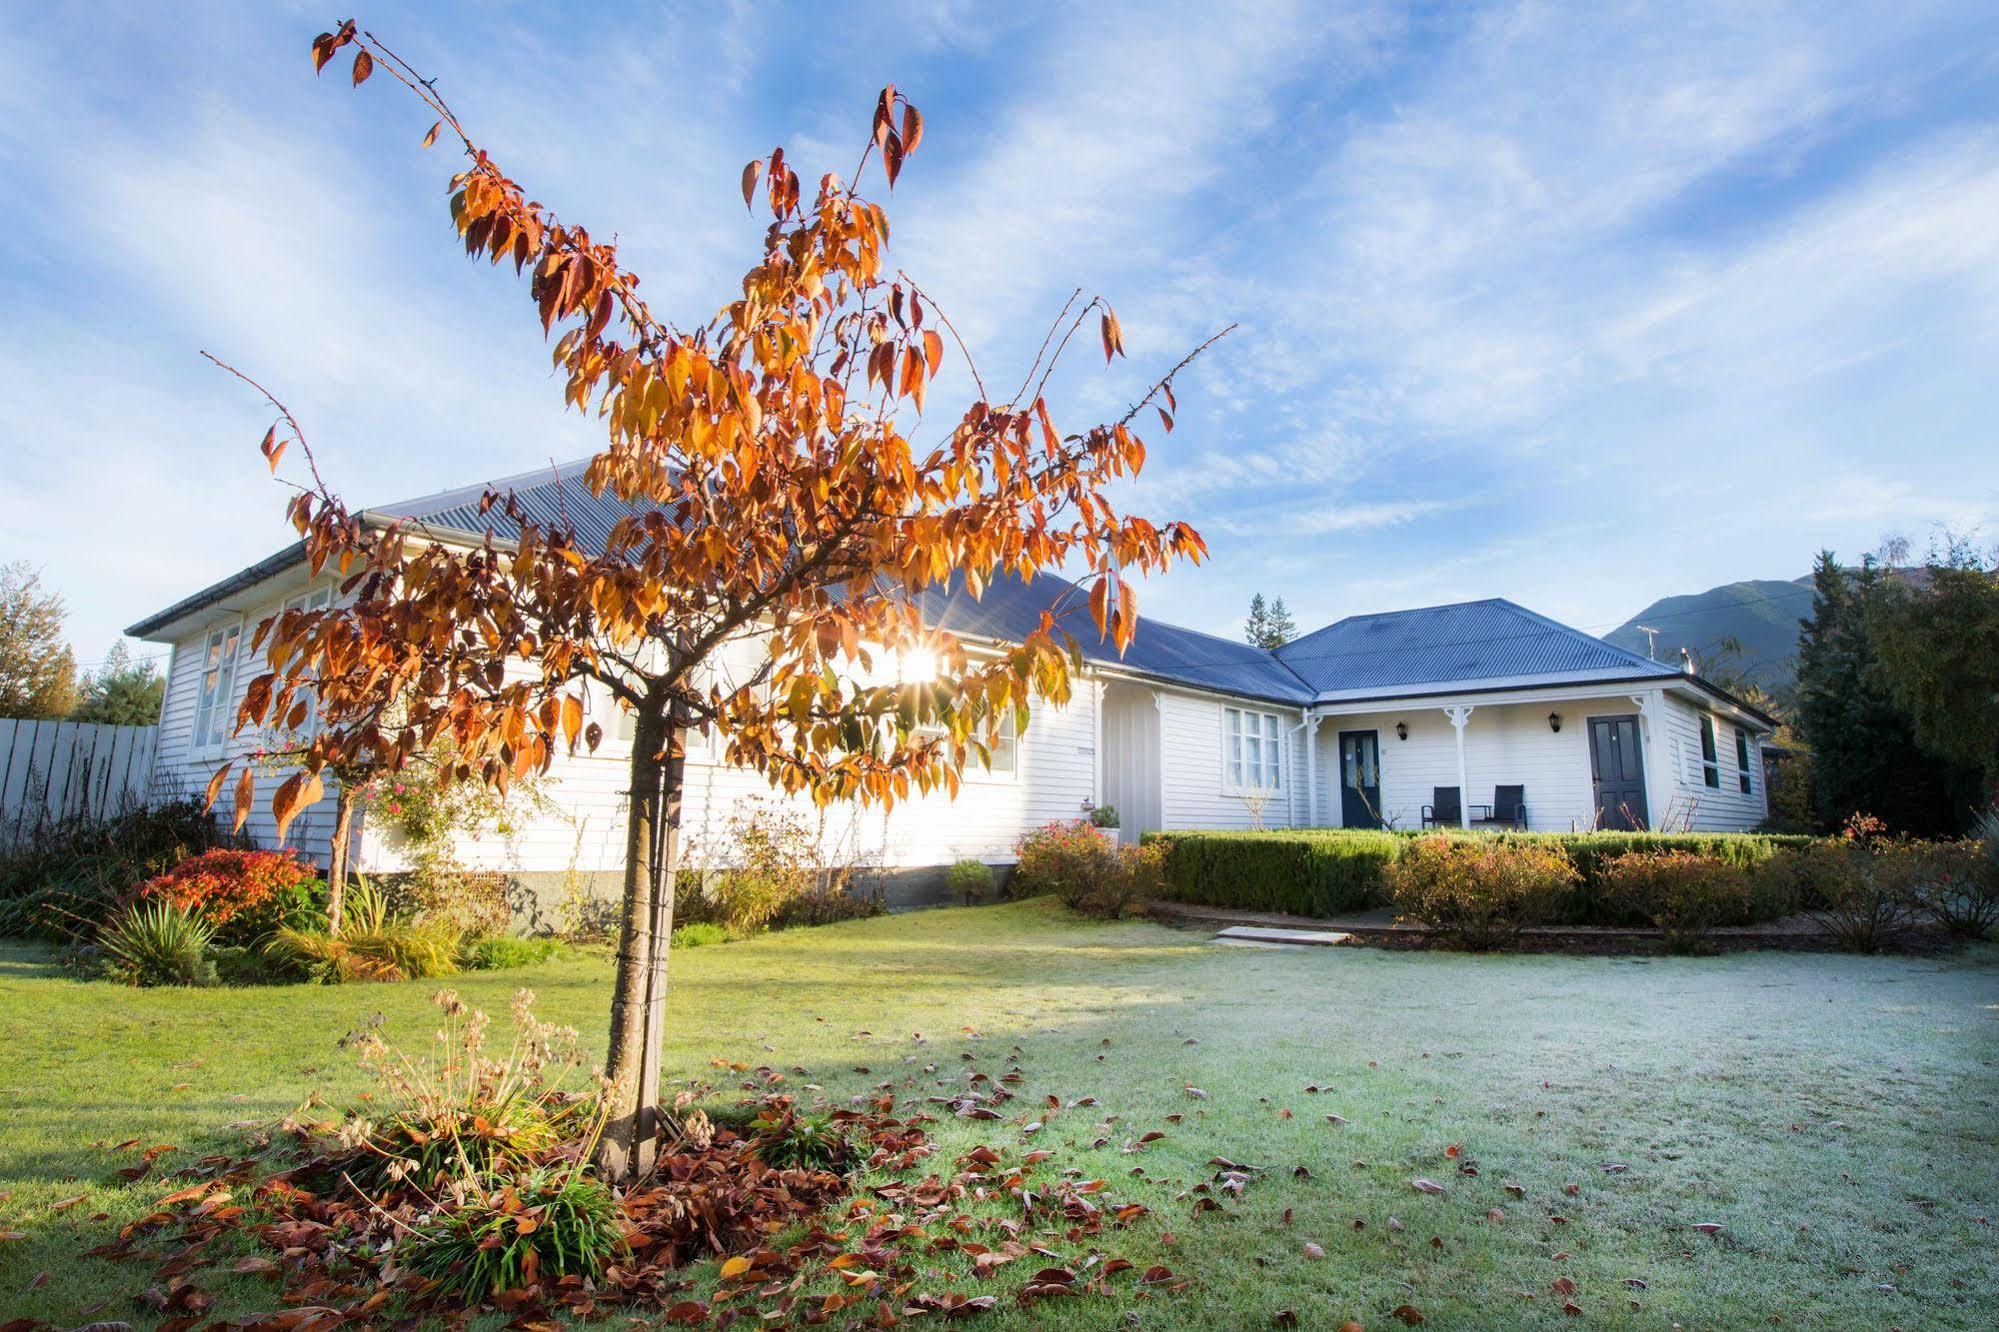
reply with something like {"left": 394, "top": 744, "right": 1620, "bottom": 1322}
{"left": 1548, "top": 712, "right": 1563, "bottom": 733}
{"left": 1395, "top": 721, "right": 1409, "bottom": 741}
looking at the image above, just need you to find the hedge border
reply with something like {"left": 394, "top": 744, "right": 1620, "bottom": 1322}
{"left": 1140, "top": 828, "right": 1826, "bottom": 923}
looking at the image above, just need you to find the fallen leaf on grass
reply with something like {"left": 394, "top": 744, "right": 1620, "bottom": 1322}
{"left": 1302, "top": 1242, "right": 1325, "bottom": 1259}
{"left": 1393, "top": 1304, "right": 1426, "bottom": 1324}
{"left": 1411, "top": 1178, "right": 1446, "bottom": 1194}
{"left": 1693, "top": 1222, "right": 1724, "bottom": 1234}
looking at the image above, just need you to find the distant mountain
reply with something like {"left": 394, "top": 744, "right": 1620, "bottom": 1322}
{"left": 1605, "top": 577, "right": 1815, "bottom": 697}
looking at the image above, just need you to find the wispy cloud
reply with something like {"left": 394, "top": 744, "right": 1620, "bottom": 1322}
{"left": 2, "top": 0, "right": 1996, "bottom": 657}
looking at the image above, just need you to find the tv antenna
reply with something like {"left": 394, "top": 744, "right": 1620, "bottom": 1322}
{"left": 1635, "top": 624, "right": 1662, "bottom": 660}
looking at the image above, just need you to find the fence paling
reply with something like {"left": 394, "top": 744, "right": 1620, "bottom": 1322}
{"left": 0, "top": 718, "right": 157, "bottom": 848}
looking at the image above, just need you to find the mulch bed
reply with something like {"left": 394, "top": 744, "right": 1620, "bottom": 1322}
{"left": 1149, "top": 901, "right": 1956, "bottom": 955}
{"left": 16, "top": 1091, "right": 1181, "bottom": 1330}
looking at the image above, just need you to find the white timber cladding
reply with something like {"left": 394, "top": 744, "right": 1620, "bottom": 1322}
{"left": 146, "top": 565, "right": 1776, "bottom": 865}
{"left": 151, "top": 570, "right": 346, "bottom": 863}
{"left": 1098, "top": 681, "right": 1164, "bottom": 837}
{"left": 153, "top": 570, "right": 1103, "bottom": 874}
{"left": 1309, "top": 702, "right": 1600, "bottom": 831}
{"left": 1657, "top": 691, "right": 1769, "bottom": 830}
{"left": 1158, "top": 691, "right": 1309, "bottom": 830}
{"left": 1303, "top": 686, "right": 1769, "bottom": 833}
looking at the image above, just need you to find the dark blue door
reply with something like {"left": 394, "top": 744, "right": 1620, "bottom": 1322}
{"left": 1339, "top": 730, "right": 1382, "bottom": 828}
{"left": 1588, "top": 715, "right": 1649, "bottom": 830}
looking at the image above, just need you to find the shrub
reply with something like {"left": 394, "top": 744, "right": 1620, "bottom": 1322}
{"left": 265, "top": 878, "right": 460, "bottom": 983}
{"left": 671, "top": 921, "right": 729, "bottom": 948}
{"left": 344, "top": 987, "right": 600, "bottom": 1188}
{"left": 768, "top": 880, "right": 885, "bottom": 929}
{"left": 1597, "top": 851, "right": 1753, "bottom": 951}
{"left": 1083, "top": 841, "right": 1164, "bottom": 919}
{"left": 1386, "top": 835, "right": 1579, "bottom": 949}
{"left": 136, "top": 847, "right": 321, "bottom": 944}
{"left": 1085, "top": 803, "right": 1120, "bottom": 829}
{"left": 1786, "top": 825, "right": 1928, "bottom": 951}
{"left": 1012, "top": 822, "right": 1160, "bottom": 918}
{"left": 1910, "top": 809, "right": 1998, "bottom": 937}
{"left": 1145, "top": 828, "right": 1823, "bottom": 923}
{"left": 404, "top": 1166, "right": 624, "bottom": 1300}
{"left": 684, "top": 798, "right": 877, "bottom": 934}
{"left": 462, "top": 935, "right": 566, "bottom": 970}
{"left": 385, "top": 867, "right": 512, "bottom": 937}
{"left": 1010, "top": 820, "right": 1114, "bottom": 903}
{"left": 1145, "top": 829, "right": 1400, "bottom": 916}
{"left": 748, "top": 1100, "right": 850, "bottom": 1170}
{"left": 948, "top": 858, "right": 995, "bottom": 905}
{"left": 95, "top": 902, "right": 217, "bottom": 987}
{"left": 0, "top": 796, "right": 221, "bottom": 941}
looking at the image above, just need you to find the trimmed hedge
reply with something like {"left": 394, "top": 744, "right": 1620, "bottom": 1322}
{"left": 1142, "top": 828, "right": 1826, "bottom": 923}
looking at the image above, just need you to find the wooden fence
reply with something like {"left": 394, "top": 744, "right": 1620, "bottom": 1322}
{"left": 0, "top": 718, "right": 159, "bottom": 850}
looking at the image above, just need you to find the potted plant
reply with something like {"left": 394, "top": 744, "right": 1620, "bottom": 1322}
{"left": 1084, "top": 803, "right": 1121, "bottom": 847}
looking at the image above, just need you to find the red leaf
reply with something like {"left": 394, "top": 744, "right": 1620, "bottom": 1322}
{"left": 741, "top": 159, "right": 762, "bottom": 210}
{"left": 422, "top": 121, "right": 441, "bottom": 149}
{"left": 351, "top": 49, "right": 373, "bottom": 86}
{"left": 232, "top": 766, "right": 255, "bottom": 833}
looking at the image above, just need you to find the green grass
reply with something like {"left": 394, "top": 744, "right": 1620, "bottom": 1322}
{"left": 2, "top": 901, "right": 1995, "bottom": 1328}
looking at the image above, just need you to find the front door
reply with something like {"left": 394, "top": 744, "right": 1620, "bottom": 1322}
{"left": 1588, "top": 715, "right": 1649, "bottom": 830}
{"left": 1338, "top": 730, "right": 1382, "bottom": 828}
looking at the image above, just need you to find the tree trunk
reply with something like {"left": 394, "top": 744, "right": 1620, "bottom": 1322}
{"left": 597, "top": 701, "right": 685, "bottom": 1180}
{"left": 325, "top": 784, "right": 355, "bottom": 933}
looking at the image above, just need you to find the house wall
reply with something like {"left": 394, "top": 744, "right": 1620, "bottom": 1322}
{"left": 1302, "top": 691, "right": 1769, "bottom": 833}
{"left": 151, "top": 570, "right": 347, "bottom": 864}
{"left": 1100, "top": 681, "right": 1164, "bottom": 837}
{"left": 1158, "top": 691, "right": 1309, "bottom": 830}
{"left": 1656, "top": 691, "right": 1769, "bottom": 830}
{"left": 151, "top": 572, "right": 1104, "bottom": 904}
{"left": 1309, "top": 702, "right": 1602, "bottom": 832}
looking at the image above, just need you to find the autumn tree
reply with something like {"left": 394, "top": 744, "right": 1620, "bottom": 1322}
{"left": 219, "top": 22, "right": 1217, "bottom": 1177}
{"left": 0, "top": 562, "right": 79, "bottom": 721}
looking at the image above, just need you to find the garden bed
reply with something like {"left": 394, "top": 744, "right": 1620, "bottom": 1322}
{"left": 1147, "top": 899, "right": 1955, "bottom": 955}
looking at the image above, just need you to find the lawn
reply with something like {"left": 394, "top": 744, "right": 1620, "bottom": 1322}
{"left": 2, "top": 901, "right": 1995, "bottom": 1328}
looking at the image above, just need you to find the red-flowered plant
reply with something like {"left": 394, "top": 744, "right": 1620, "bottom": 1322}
{"left": 137, "top": 848, "right": 320, "bottom": 941}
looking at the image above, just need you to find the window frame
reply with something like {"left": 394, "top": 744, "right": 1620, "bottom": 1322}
{"left": 191, "top": 617, "right": 245, "bottom": 759}
{"left": 1734, "top": 726, "right": 1753, "bottom": 795}
{"left": 915, "top": 711, "right": 1020, "bottom": 784}
{"left": 273, "top": 585, "right": 334, "bottom": 742}
{"left": 1223, "top": 706, "right": 1284, "bottom": 794}
{"left": 1698, "top": 714, "right": 1721, "bottom": 789}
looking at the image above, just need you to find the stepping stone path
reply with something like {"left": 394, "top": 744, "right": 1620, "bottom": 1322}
{"left": 1213, "top": 925, "right": 1357, "bottom": 948}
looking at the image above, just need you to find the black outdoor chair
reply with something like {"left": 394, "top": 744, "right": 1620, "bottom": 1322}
{"left": 1474, "top": 785, "right": 1528, "bottom": 830}
{"left": 1421, "top": 786, "right": 1461, "bottom": 828}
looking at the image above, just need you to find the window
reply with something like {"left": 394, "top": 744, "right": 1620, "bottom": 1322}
{"left": 1225, "top": 707, "right": 1283, "bottom": 791}
{"left": 1734, "top": 726, "right": 1753, "bottom": 794}
{"left": 916, "top": 712, "right": 1017, "bottom": 780}
{"left": 276, "top": 586, "right": 333, "bottom": 740}
{"left": 191, "top": 620, "right": 243, "bottom": 755}
{"left": 1698, "top": 715, "right": 1720, "bottom": 789}
{"left": 984, "top": 713, "right": 1018, "bottom": 778}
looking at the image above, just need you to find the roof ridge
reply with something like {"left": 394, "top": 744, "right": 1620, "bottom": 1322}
{"left": 1275, "top": 597, "right": 1510, "bottom": 654}
{"left": 371, "top": 455, "right": 595, "bottom": 517}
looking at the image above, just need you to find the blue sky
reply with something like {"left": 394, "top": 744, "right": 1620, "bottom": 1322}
{"left": 4, "top": 1, "right": 1998, "bottom": 671}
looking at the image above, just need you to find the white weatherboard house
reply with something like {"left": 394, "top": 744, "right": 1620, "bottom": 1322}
{"left": 129, "top": 461, "right": 1776, "bottom": 909}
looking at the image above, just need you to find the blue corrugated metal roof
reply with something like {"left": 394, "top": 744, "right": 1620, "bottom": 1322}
{"left": 134, "top": 459, "right": 1687, "bottom": 709}
{"left": 915, "top": 575, "right": 1316, "bottom": 703}
{"left": 1273, "top": 598, "right": 1676, "bottom": 696}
